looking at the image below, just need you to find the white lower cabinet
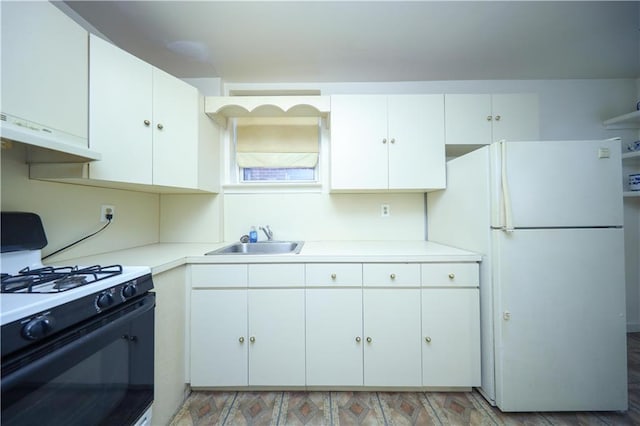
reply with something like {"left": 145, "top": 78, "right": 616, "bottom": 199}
{"left": 190, "top": 262, "right": 479, "bottom": 389}
{"left": 422, "top": 288, "right": 481, "bottom": 387}
{"left": 248, "top": 289, "right": 306, "bottom": 386}
{"left": 363, "top": 288, "right": 422, "bottom": 386}
{"left": 190, "top": 289, "right": 248, "bottom": 387}
{"left": 190, "top": 264, "right": 305, "bottom": 387}
{"left": 306, "top": 288, "right": 364, "bottom": 386}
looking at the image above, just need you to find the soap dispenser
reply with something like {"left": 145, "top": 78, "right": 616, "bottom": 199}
{"left": 249, "top": 226, "right": 258, "bottom": 243}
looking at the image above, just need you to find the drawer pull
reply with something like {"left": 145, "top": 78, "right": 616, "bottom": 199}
{"left": 448, "top": 273, "right": 455, "bottom": 279}
{"left": 331, "top": 273, "right": 337, "bottom": 280}
{"left": 239, "top": 336, "right": 245, "bottom": 343}
{"left": 425, "top": 336, "right": 432, "bottom": 343}
{"left": 390, "top": 273, "right": 396, "bottom": 280}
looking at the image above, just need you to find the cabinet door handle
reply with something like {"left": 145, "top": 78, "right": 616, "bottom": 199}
{"left": 366, "top": 337, "right": 372, "bottom": 343}
{"left": 390, "top": 273, "right": 396, "bottom": 280}
{"left": 382, "top": 138, "right": 387, "bottom": 144}
{"left": 425, "top": 336, "right": 432, "bottom": 343}
{"left": 390, "top": 138, "right": 396, "bottom": 144}
{"left": 448, "top": 273, "right": 455, "bottom": 279}
{"left": 494, "top": 115, "right": 501, "bottom": 121}
{"left": 144, "top": 119, "right": 151, "bottom": 126}
{"left": 239, "top": 336, "right": 245, "bottom": 343}
{"left": 331, "top": 273, "right": 337, "bottom": 280}
{"left": 249, "top": 336, "right": 256, "bottom": 343}
{"left": 355, "top": 336, "right": 361, "bottom": 343}
{"left": 486, "top": 116, "right": 492, "bottom": 121}
{"left": 157, "top": 123, "right": 164, "bottom": 130}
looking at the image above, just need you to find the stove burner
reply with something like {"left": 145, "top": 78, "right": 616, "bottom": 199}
{"left": 53, "top": 275, "right": 88, "bottom": 290}
{"left": 1, "top": 265, "right": 123, "bottom": 293}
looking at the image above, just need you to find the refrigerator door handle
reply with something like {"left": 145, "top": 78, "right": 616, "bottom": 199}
{"left": 500, "top": 140, "right": 514, "bottom": 232}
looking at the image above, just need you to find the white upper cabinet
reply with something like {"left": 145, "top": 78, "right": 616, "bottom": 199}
{"left": 89, "top": 34, "right": 153, "bottom": 185}
{"left": 88, "top": 35, "right": 217, "bottom": 192}
{"left": 330, "top": 95, "right": 446, "bottom": 192}
{"left": 1, "top": 1, "right": 89, "bottom": 151}
{"left": 444, "top": 94, "right": 539, "bottom": 156}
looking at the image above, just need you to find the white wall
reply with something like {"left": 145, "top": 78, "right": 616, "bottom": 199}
{"left": 1, "top": 145, "right": 160, "bottom": 262}
{"left": 223, "top": 192, "right": 426, "bottom": 242}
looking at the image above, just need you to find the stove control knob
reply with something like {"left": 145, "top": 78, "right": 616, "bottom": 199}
{"left": 22, "top": 316, "right": 54, "bottom": 340}
{"left": 96, "top": 292, "right": 114, "bottom": 309}
{"left": 121, "top": 284, "right": 137, "bottom": 299}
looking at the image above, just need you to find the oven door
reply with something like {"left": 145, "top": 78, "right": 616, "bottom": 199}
{"left": 1, "top": 293, "right": 155, "bottom": 426}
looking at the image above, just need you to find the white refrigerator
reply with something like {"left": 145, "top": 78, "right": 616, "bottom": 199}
{"left": 427, "top": 139, "right": 627, "bottom": 412}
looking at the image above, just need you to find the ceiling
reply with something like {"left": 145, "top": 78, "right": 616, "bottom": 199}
{"left": 62, "top": 1, "right": 640, "bottom": 83}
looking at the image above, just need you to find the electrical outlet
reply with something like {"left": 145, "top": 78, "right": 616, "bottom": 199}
{"left": 101, "top": 205, "right": 115, "bottom": 222}
{"left": 381, "top": 204, "right": 390, "bottom": 217}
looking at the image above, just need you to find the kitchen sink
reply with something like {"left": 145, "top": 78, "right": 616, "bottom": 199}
{"left": 205, "top": 241, "right": 304, "bottom": 255}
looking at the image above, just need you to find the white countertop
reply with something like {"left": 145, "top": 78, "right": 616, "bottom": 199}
{"left": 56, "top": 241, "right": 481, "bottom": 275}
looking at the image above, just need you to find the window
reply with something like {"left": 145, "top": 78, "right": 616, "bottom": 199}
{"left": 232, "top": 117, "right": 320, "bottom": 183}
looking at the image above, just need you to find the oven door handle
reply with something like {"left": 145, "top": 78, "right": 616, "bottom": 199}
{"left": 1, "top": 293, "right": 155, "bottom": 392}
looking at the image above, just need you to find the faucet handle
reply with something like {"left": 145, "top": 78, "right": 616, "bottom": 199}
{"left": 259, "top": 225, "right": 274, "bottom": 240}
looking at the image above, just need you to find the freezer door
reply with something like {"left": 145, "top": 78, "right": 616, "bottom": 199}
{"left": 490, "top": 140, "right": 623, "bottom": 228}
{"left": 494, "top": 228, "right": 627, "bottom": 412}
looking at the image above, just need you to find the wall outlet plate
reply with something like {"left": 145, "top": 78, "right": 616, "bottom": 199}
{"left": 101, "top": 205, "right": 115, "bottom": 222}
{"left": 381, "top": 204, "right": 390, "bottom": 217}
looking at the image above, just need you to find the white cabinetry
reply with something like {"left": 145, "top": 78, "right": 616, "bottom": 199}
{"left": 191, "top": 261, "right": 479, "bottom": 389}
{"left": 1, "top": 1, "right": 90, "bottom": 155}
{"left": 306, "top": 264, "right": 363, "bottom": 386}
{"left": 190, "top": 264, "right": 305, "bottom": 387}
{"left": 90, "top": 35, "right": 205, "bottom": 190}
{"left": 362, "top": 264, "right": 422, "bottom": 387}
{"left": 421, "top": 264, "right": 481, "bottom": 387}
{"left": 81, "top": 35, "right": 218, "bottom": 192}
{"left": 330, "top": 95, "right": 445, "bottom": 191}
{"left": 444, "top": 94, "right": 539, "bottom": 157}
{"left": 190, "top": 265, "right": 248, "bottom": 387}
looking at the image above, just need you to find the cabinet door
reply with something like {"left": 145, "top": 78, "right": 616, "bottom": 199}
{"left": 248, "top": 289, "right": 306, "bottom": 386}
{"left": 306, "top": 289, "right": 363, "bottom": 386}
{"left": 444, "top": 94, "right": 492, "bottom": 146}
{"left": 422, "top": 289, "right": 480, "bottom": 387}
{"left": 89, "top": 35, "right": 153, "bottom": 184}
{"left": 1, "top": 1, "right": 88, "bottom": 143}
{"left": 363, "top": 289, "right": 422, "bottom": 386}
{"left": 388, "top": 95, "right": 445, "bottom": 190}
{"left": 330, "top": 95, "right": 388, "bottom": 190}
{"left": 190, "top": 289, "right": 248, "bottom": 387}
{"left": 152, "top": 68, "right": 199, "bottom": 188}
{"left": 491, "top": 94, "right": 539, "bottom": 142}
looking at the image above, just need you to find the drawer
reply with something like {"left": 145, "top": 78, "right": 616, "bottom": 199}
{"left": 191, "top": 264, "right": 248, "bottom": 288}
{"left": 248, "top": 264, "right": 305, "bottom": 287}
{"left": 363, "top": 263, "right": 420, "bottom": 287}
{"left": 421, "top": 263, "right": 479, "bottom": 287}
{"left": 306, "top": 263, "right": 362, "bottom": 287}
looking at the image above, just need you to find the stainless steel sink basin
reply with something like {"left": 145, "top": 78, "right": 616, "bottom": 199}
{"left": 205, "top": 241, "right": 304, "bottom": 255}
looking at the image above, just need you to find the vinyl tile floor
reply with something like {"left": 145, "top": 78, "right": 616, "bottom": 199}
{"left": 169, "top": 333, "right": 640, "bottom": 426}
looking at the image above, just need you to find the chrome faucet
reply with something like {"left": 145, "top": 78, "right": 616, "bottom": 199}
{"left": 259, "top": 225, "right": 273, "bottom": 241}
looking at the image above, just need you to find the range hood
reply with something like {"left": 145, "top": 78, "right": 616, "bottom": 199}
{"left": 0, "top": 113, "right": 101, "bottom": 163}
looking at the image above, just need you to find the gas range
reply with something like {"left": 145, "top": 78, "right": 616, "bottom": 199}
{"left": 0, "top": 212, "right": 153, "bottom": 355}
{"left": 1, "top": 212, "right": 155, "bottom": 426}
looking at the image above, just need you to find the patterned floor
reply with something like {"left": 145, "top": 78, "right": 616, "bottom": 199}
{"left": 170, "top": 333, "right": 640, "bottom": 425}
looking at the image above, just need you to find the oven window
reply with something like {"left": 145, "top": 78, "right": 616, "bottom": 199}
{"left": 1, "top": 295, "right": 154, "bottom": 426}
